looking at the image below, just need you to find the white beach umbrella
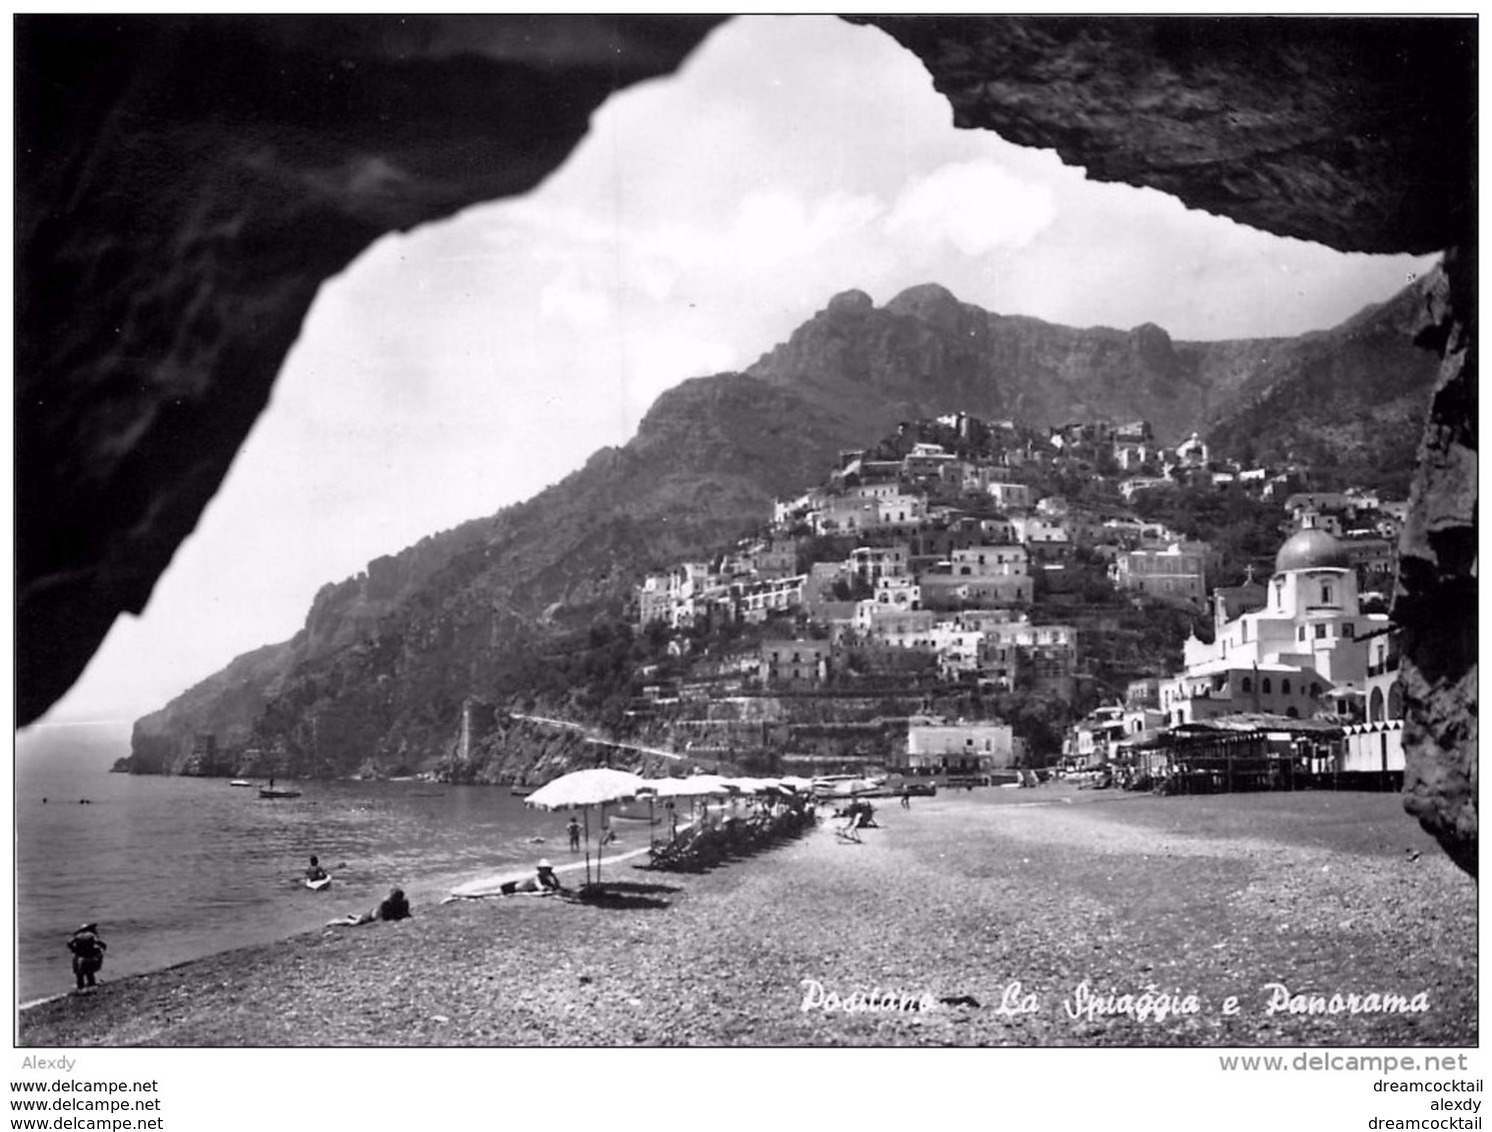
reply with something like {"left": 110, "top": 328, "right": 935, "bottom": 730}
{"left": 676, "top": 773, "right": 737, "bottom": 796}
{"left": 723, "top": 777, "right": 772, "bottom": 794}
{"left": 642, "top": 774, "right": 735, "bottom": 834}
{"left": 524, "top": 768, "right": 649, "bottom": 810}
{"left": 644, "top": 777, "right": 726, "bottom": 799}
{"left": 524, "top": 768, "right": 650, "bottom": 884}
{"left": 641, "top": 778, "right": 702, "bottom": 843}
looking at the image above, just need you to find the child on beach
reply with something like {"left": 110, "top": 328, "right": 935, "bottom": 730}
{"left": 67, "top": 923, "right": 106, "bottom": 990}
{"left": 567, "top": 816, "right": 581, "bottom": 851}
{"left": 306, "top": 856, "right": 328, "bottom": 883}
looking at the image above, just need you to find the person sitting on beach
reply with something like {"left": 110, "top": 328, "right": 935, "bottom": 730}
{"left": 305, "top": 856, "right": 328, "bottom": 883}
{"left": 838, "top": 810, "right": 863, "bottom": 843}
{"left": 66, "top": 923, "right": 107, "bottom": 991}
{"left": 326, "top": 887, "right": 412, "bottom": 927}
{"left": 374, "top": 888, "right": 411, "bottom": 921}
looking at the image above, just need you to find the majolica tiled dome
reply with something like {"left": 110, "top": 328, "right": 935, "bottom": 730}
{"left": 1275, "top": 528, "right": 1350, "bottom": 573}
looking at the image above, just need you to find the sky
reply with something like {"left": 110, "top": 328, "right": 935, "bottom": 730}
{"left": 35, "top": 14, "right": 1438, "bottom": 725}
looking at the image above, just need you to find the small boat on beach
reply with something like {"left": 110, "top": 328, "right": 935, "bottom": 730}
{"left": 259, "top": 786, "right": 302, "bottom": 799}
{"left": 304, "top": 875, "right": 332, "bottom": 891}
{"left": 812, "top": 775, "right": 884, "bottom": 800}
{"left": 228, "top": 779, "right": 253, "bottom": 787}
{"left": 510, "top": 786, "right": 537, "bottom": 797}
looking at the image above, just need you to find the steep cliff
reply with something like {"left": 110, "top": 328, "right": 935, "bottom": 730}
{"left": 748, "top": 278, "right": 1439, "bottom": 459}
{"left": 125, "top": 277, "right": 1442, "bottom": 779}
{"left": 1200, "top": 277, "right": 1446, "bottom": 486}
{"left": 749, "top": 282, "right": 1259, "bottom": 439}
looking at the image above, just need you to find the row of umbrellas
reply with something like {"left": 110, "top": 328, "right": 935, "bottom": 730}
{"left": 523, "top": 769, "right": 815, "bottom": 884}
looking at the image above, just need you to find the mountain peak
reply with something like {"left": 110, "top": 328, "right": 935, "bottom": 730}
{"left": 886, "top": 282, "right": 965, "bottom": 324}
{"left": 1128, "top": 322, "right": 1175, "bottom": 366}
{"left": 824, "top": 289, "right": 875, "bottom": 319}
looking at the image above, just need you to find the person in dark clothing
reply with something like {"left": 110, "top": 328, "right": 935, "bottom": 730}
{"left": 67, "top": 923, "right": 106, "bottom": 990}
{"left": 326, "top": 887, "right": 411, "bottom": 927}
{"left": 305, "top": 856, "right": 328, "bottom": 883}
{"left": 373, "top": 888, "right": 411, "bottom": 921}
{"left": 567, "top": 816, "right": 581, "bottom": 851}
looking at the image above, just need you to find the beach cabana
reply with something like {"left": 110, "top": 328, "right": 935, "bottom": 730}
{"left": 524, "top": 768, "right": 652, "bottom": 885}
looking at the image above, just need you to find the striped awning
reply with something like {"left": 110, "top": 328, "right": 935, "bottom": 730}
{"left": 1342, "top": 720, "right": 1405, "bottom": 735}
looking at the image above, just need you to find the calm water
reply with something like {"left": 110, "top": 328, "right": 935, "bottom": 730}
{"left": 14, "top": 723, "right": 592, "bottom": 1004}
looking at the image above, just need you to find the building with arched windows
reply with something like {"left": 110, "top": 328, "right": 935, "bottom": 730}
{"left": 1183, "top": 529, "right": 1386, "bottom": 684}
{"left": 1336, "top": 623, "right": 1406, "bottom": 780}
{"left": 1162, "top": 530, "right": 1389, "bottom": 726}
{"left": 1159, "top": 660, "right": 1329, "bottom": 724}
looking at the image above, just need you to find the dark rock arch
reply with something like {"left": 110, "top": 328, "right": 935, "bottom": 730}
{"left": 15, "top": 15, "right": 1476, "bottom": 874}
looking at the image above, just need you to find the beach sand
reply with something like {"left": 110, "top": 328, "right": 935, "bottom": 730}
{"left": 18, "top": 786, "right": 1476, "bottom": 1046}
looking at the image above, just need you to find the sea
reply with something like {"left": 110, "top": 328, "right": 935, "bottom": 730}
{"left": 13, "top": 722, "right": 595, "bottom": 1005}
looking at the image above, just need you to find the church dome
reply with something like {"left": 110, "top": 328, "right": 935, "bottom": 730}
{"left": 1275, "top": 529, "right": 1350, "bottom": 573}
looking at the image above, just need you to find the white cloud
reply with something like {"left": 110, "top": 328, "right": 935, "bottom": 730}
{"left": 643, "top": 187, "right": 882, "bottom": 276}
{"left": 884, "top": 160, "right": 1058, "bottom": 255}
{"left": 726, "top": 188, "right": 884, "bottom": 270}
{"left": 539, "top": 276, "right": 614, "bottom": 328}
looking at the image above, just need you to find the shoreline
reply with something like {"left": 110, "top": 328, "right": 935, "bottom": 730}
{"left": 18, "top": 786, "right": 1476, "bottom": 1047}
{"left": 445, "top": 842, "right": 656, "bottom": 899}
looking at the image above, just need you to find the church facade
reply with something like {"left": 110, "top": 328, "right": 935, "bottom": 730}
{"left": 1161, "top": 529, "right": 1389, "bottom": 725}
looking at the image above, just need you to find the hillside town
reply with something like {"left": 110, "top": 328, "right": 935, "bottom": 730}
{"left": 632, "top": 412, "right": 1409, "bottom": 794}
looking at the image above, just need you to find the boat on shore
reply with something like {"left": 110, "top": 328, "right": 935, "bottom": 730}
{"left": 812, "top": 774, "right": 885, "bottom": 800}
{"left": 228, "top": 779, "right": 253, "bottom": 787}
{"left": 510, "top": 786, "right": 537, "bottom": 797}
{"left": 611, "top": 802, "right": 662, "bottom": 824}
{"left": 259, "top": 786, "right": 302, "bottom": 799}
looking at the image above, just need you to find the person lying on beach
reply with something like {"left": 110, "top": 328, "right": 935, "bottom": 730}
{"left": 499, "top": 860, "right": 569, "bottom": 897}
{"left": 326, "top": 887, "right": 412, "bottom": 927}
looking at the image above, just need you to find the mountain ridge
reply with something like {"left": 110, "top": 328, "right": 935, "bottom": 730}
{"left": 125, "top": 272, "right": 1442, "bottom": 778}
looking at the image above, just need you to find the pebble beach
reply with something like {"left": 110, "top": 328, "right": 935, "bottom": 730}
{"left": 18, "top": 785, "right": 1476, "bottom": 1047}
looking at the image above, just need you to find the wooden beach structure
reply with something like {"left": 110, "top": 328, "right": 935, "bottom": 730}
{"left": 1122, "top": 714, "right": 1343, "bottom": 795}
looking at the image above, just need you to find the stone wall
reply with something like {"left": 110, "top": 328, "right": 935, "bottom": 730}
{"left": 15, "top": 15, "right": 724, "bottom": 727}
